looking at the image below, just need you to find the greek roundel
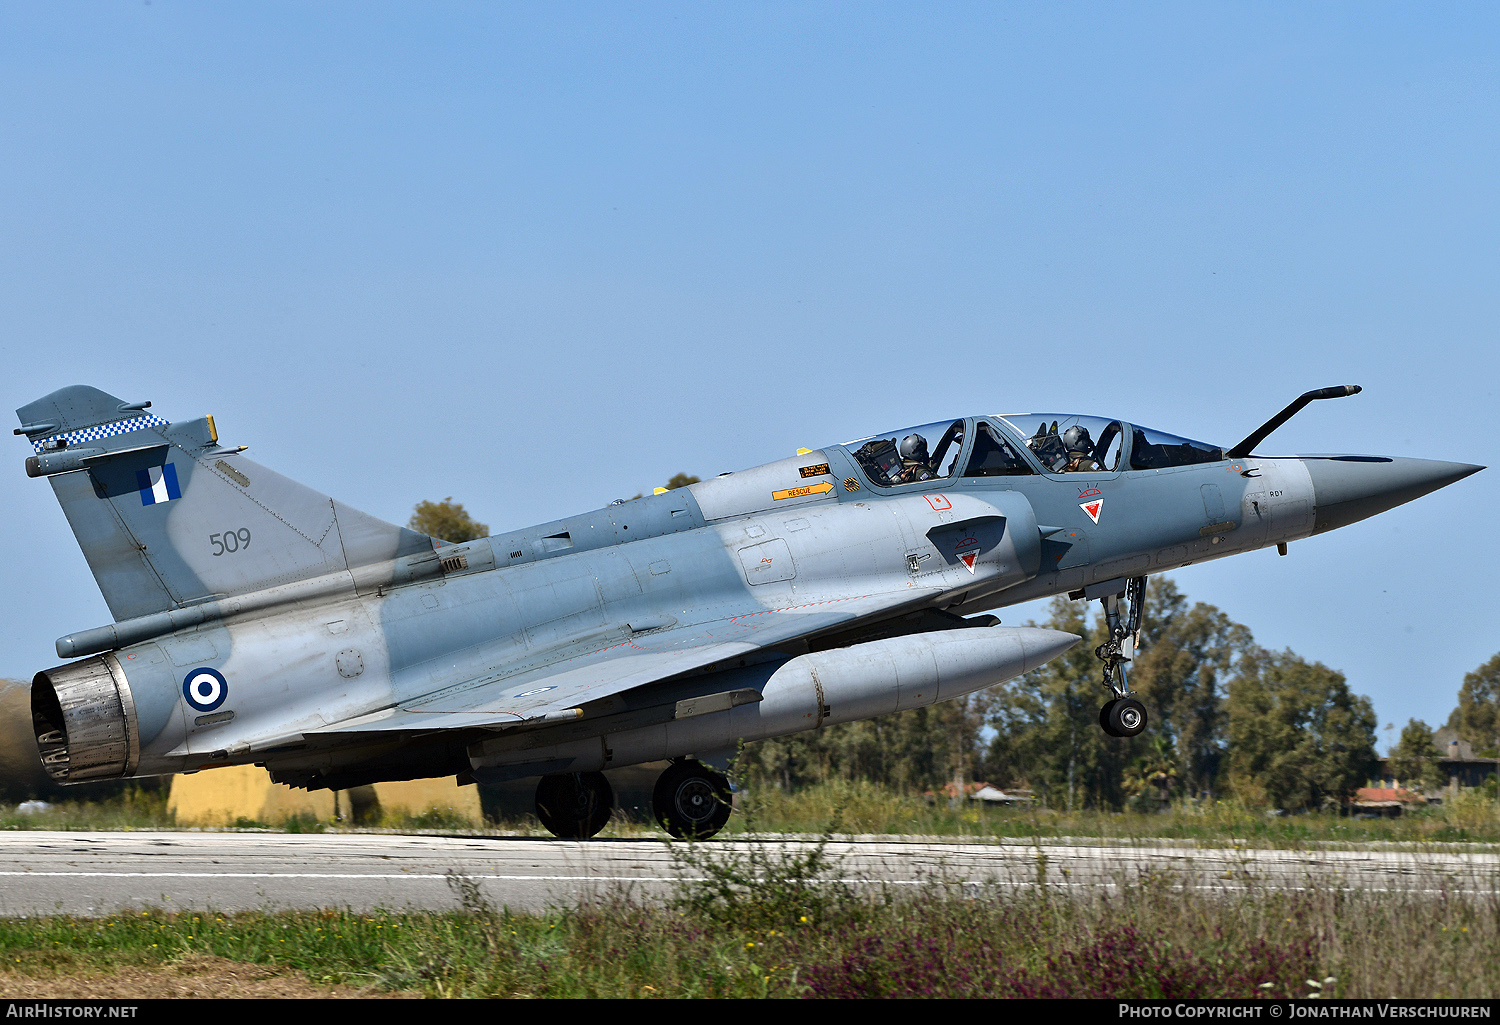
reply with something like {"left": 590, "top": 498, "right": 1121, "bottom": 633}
{"left": 182, "top": 667, "right": 228, "bottom": 712}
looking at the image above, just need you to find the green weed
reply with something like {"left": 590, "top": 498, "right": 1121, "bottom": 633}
{"left": 2, "top": 857, "right": 1498, "bottom": 997}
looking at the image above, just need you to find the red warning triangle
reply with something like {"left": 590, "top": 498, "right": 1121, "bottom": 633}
{"left": 1079, "top": 499, "right": 1103, "bottom": 524}
{"left": 959, "top": 551, "right": 978, "bottom": 574}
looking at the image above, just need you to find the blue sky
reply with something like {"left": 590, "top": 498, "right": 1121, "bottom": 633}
{"left": 1, "top": 4, "right": 1494, "bottom": 751}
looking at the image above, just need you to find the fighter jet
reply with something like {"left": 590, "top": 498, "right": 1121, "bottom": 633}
{"left": 16, "top": 385, "right": 1481, "bottom": 838}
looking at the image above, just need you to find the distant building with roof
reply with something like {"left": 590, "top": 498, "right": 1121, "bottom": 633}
{"left": 1364, "top": 725, "right": 1499, "bottom": 813}
{"left": 924, "top": 781, "right": 1035, "bottom": 806}
{"left": 1350, "top": 786, "right": 1427, "bottom": 817}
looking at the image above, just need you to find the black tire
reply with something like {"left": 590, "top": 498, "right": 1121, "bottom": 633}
{"left": 1099, "top": 700, "right": 1117, "bottom": 735}
{"left": 535, "top": 771, "right": 615, "bottom": 839}
{"left": 1106, "top": 697, "right": 1148, "bottom": 738}
{"left": 653, "top": 760, "right": 732, "bottom": 839}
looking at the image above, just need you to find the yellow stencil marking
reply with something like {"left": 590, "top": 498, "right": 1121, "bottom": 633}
{"left": 772, "top": 481, "right": 835, "bottom": 501}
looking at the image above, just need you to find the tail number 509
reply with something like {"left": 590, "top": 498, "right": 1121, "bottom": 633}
{"left": 209, "top": 528, "right": 252, "bottom": 556}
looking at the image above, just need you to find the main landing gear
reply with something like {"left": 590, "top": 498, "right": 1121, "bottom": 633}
{"left": 1096, "top": 576, "right": 1149, "bottom": 738}
{"left": 535, "top": 771, "right": 615, "bottom": 839}
{"left": 532, "top": 759, "right": 734, "bottom": 840}
{"left": 653, "top": 758, "right": 732, "bottom": 839}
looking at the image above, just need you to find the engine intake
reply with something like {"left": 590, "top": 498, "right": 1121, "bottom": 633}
{"left": 31, "top": 655, "right": 140, "bottom": 782}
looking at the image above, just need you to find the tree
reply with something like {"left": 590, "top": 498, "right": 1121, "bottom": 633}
{"left": 739, "top": 579, "right": 1370, "bottom": 815}
{"left": 1124, "top": 579, "right": 1251, "bottom": 798}
{"left": 408, "top": 498, "right": 488, "bottom": 543}
{"left": 980, "top": 597, "right": 1139, "bottom": 810}
{"left": 980, "top": 580, "right": 1250, "bottom": 809}
{"left": 1121, "top": 733, "right": 1181, "bottom": 811}
{"left": 738, "top": 698, "right": 985, "bottom": 794}
{"left": 1445, "top": 652, "right": 1500, "bottom": 757}
{"left": 1388, "top": 719, "right": 1445, "bottom": 793}
{"left": 1227, "top": 647, "right": 1377, "bottom": 811}
{"left": 631, "top": 473, "right": 700, "bottom": 501}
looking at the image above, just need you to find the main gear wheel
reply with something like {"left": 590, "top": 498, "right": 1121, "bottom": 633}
{"left": 653, "top": 759, "right": 733, "bottom": 839}
{"left": 535, "top": 771, "right": 615, "bottom": 839}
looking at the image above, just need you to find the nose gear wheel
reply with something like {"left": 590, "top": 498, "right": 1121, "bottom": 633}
{"left": 1101, "top": 696, "right": 1148, "bottom": 737}
{"left": 1094, "top": 576, "right": 1149, "bottom": 736}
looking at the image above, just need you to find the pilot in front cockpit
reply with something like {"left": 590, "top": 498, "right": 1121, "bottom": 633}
{"left": 895, "top": 434, "right": 937, "bottom": 484}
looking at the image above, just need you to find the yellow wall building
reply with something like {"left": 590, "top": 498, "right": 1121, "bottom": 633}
{"left": 167, "top": 765, "right": 482, "bottom": 826}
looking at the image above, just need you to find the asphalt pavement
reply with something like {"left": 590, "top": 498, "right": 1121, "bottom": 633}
{"left": 0, "top": 831, "right": 1494, "bottom": 917}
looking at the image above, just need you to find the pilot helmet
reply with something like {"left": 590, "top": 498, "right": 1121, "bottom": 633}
{"left": 899, "top": 434, "right": 929, "bottom": 462}
{"left": 1063, "top": 425, "right": 1093, "bottom": 453}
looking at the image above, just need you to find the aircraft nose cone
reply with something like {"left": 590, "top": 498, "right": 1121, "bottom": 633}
{"left": 1305, "top": 456, "right": 1483, "bottom": 534}
{"left": 1012, "top": 626, "right": 1083, "bottom": 674}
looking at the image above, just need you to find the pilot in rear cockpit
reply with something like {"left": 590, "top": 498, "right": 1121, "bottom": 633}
{"left": 1062, "top": 426, "right": 1101, "bottom": 472}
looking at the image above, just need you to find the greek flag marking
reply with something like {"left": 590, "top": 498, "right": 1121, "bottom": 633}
{"left": 137, "top": 463, "right": 182, "bottom": 505}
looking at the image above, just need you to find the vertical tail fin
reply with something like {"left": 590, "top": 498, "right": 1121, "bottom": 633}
{"left": 18, "top": 385, "right": 434, "bottom": 622}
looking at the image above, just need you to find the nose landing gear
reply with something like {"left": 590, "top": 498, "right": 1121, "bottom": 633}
{"left": 1100, "top": 695, "right": 1148, "bottom": 737}
{"left": 1095, "top": 576, "right": 1149, "bottom": 738}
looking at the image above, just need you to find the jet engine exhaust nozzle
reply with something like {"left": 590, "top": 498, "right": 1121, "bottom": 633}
{"left": 31, "top": 655, "right": 140, "bottom": 783}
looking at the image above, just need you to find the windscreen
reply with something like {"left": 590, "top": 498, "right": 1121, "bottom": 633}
{"left": 963, "top": 421, "right": 1035, "bottom": 477}
{"left": 1128, "top": 426, "right": 1224, "bottom": 469}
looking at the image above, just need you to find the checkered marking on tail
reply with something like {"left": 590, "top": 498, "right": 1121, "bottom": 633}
{"left": 30, "top": 415, "right": 170, "bottom": 454}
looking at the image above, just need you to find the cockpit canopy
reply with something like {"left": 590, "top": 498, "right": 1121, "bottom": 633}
{"left": 845, "top": 419, "right": 967, "bottom": 488}
{"left": 1121, "top": 423, "right": 1224, "bottom": 470}
{"left": 842, "top": 414, "right": 1224, "bottom": 485}
{"left": 999, "top": 415, "right": 1125, "bottom": 474}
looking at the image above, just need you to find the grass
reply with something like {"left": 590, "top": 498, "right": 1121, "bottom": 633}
{"left": 3, "top": 782, "right": 1500, "bottom": 997}
{"left": 721, "top": 778, "right": 1500, "bottom": 847}
{"left": 1, "top": 851, "right": 1498, "bottom": 998}
{"left": 0, "top": 785, "right": 174, "bottom": 832}
{"left": 8, "top": 779, "right": 1500, "bottom": 847}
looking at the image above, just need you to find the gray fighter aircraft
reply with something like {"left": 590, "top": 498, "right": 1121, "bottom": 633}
{"left": 16, "top": 385, "right": 1481, "bottom": 838}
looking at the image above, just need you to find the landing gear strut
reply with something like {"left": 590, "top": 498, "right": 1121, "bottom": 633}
{"left": 653, "top": 759, "right": 732, "bottom": 839}
{"left": 535, "top": 771, "right": 615, "bottom": 839}
{"left": 1096, "top": 576, "right": 1148, "bottom": 738}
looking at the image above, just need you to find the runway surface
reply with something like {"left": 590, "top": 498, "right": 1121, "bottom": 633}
{"left": 0, "top": 831, "right": 1495, "bottom": 917}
